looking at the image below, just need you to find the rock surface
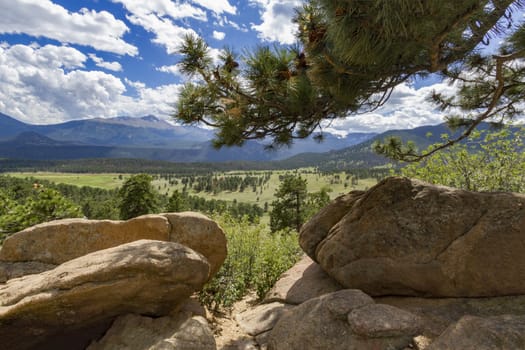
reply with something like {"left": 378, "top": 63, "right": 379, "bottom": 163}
{"left": 264, "top": 255, "right": 342, "bottom": 305}
{"left": 0, "top": 261, "right": 56, "bottom": 283}
{"left": 377, "top": 293, "right": 525, "bottom": 338}
{"left": 235, "top": 302, "right": 295, "bottom": 336}
{"left": 0, "top": 215, "right": 170, "bottom": 265}
{"left": 427, "top": 314, "right": 525, "bottom": 350}
{"left": 0, "top": 240, "right": 210, "bottom": 350}
{"left": 163, "top": 212, "right": 227, "bottom": 278}
{"left": 267, "top": 289, "right": 421, "bottom": 350}
{"left": 300, "top": 176, "right": 525, "bottom": 297}
{"left": 88, "top": 312, "right": 216, "bottom": 350}
{"left": 0, "top": 212, "right": 227, "bottom": 281}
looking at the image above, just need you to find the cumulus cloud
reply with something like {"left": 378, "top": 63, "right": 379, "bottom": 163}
{"left": 88, "top": 54, "right": 123, "bottom": 72}
{"left": 112, "top": 0, "right": 207, "bottom": 54}
{"left": 0, "top": 0, "right": 137, "bottom": 56}
{"left": 213, "top": 30, "right": 226, "bottom": 40}
{"left": 0, "top": 43, "right": 181, "bottom": 124}
{"left": 192, "top": 0, "right": 236, "bottom": 15}
{"left": 157, "top": 64, "right": 183, "bottom": 78}
{"left": 250, "top": 0, "right": 302, "bottom": 44}
{"left": 321, "top": 82, "right": 457, "bottom": 135}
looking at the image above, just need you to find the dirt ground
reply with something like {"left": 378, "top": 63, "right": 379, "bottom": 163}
{"left": 209, "top": 291, "right": 260, "bottom": 350}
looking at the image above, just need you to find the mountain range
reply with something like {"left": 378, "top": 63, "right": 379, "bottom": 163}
{"left": 0, "top": 113, "right": 376, "bottom": 162}
{"left": 3, "top": 113, "right": 510, "bottom": 168}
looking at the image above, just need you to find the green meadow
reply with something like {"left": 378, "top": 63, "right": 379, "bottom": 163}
{"left": 7, "top": 169, "right": 378, "bottom": 206}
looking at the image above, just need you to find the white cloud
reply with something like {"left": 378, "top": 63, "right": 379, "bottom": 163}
{"left": 121, "top": 79, "right": 183, "bottom": 117}
{"left": 0, "top": 43, "right": 182, "bottom": 124}
{"left": 88, "top": 53, "right": 123, "bottom": 72}
{"left": 213, "top": 30, "right": 226, "bottom": 40}
{"left": 250, "top": 0, "right": 301, "bottom": 44}
{"left": 157, "top": 64, "right": 183, "bottom": 77}
{"left": 192, "top": 0, "right": 236, "bottom": 15}
{"left": 112, "top": 0, "right": 206, "bottom": 54}
{"left": 112, "top": 0, "right": 207, "bottom": 21}
{"left": 0, "top": 0, "right": 137, "bottom": 56}
{"left": 322, "top": 82, "right": 457, "bottom": 135}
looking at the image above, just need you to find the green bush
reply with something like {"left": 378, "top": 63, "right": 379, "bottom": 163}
{"left": 401, "top": 127, "right": 525, "bottom": 193}
{"left": 199, "top": 214, "right": 303, "bottom": 311}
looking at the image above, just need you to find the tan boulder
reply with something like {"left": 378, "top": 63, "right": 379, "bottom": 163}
{"left": 427, "top": 315, "right": 525, "bottom": 350}
{"left": 267, "top": 289, "right": 421, "bottom": 350}
{"left": 0, "top": 240, "right": 210, "bottom": 350}
{"left": 299, "top": 191, "right": 363, "bottom": 259}
{"left": 88, "top": 312, "right": 216, "bottom": 350}
{"left": 264, "top": 255, "right": 342, "bottom": 305}
{"left": 0, "top": 215, "right": 170, "bottom": 265}
{"left": 300, "top": 177, "right": 525, "bottom": 297}
{"left": 0, "top": 212, "right": 227, "bottom": 281}
{"left": 163, "top": 212, "right": 227, "bottom": 278}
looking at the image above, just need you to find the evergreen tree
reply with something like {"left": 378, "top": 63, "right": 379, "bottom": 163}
{"left": 174, "top": 0, "right": 525, "bottom": 160}
{"left": 270, "top": 175, "right": 308, "bottom": 232}
{"left": 166, "top": 190, "right": 189, "bottom": 212}
{"left": 118, "top": 174, "right": 159, "bottom": 220}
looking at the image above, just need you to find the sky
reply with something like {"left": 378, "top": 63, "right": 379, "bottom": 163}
{"left": 0, "top": 0, "right": 462, "bottom": 135}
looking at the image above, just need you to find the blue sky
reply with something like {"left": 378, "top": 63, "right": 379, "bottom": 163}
{"left": 0, "top": 0, "right": 472, "bottom": 135}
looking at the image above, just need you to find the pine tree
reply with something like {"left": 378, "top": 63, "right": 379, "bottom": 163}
{"left": 174, "top": 0, "right": 525, "bottom": 160}
{"left": 118, "top": 174, "right": 159, "bottom": 220}
{"left": 270, "top": 175, "right": 308, "bottom": 232}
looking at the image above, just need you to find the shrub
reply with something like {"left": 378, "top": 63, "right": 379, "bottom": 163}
{"left": 401, "top": 127, "right": 525, "bottom": 193}
{"left": 199, "top": 214, "right": 303, "bottom": 311}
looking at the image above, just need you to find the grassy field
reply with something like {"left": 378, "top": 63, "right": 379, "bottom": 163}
{"left": 7, "top": 170, "right": 378, "bottom": 206}
{"left": 6, "top": 172, "right": 125, "bottom": 189}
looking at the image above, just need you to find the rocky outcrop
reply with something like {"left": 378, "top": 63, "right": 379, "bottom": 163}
{"left": 88, "top": 312, "right": 216, "bottom": 350}
{"left": 0, "top": 239, "right": 210, "bottom": 350}
{"left": 235, "top": 302, "right": 295, "bottom": 337}
{"left": 0, "top": 213, "right": 227, "bottom": 280}
{"left": 264, "top": 255, "right": 343, "bottom": 305}
{"left": 426, "top": 315, "right": 525, "bottom": 350}
{"left": 0, "top": 215, "right": 170, "bottom": 265}
{"left": 377, "top": 294, "right": 525, "bottom": 339}
{"left": 300, "top": 176, "right": 525, "bottom": 297}
{"left": 163, "top": 212, "right": 227, "bottom": 278}
{"left": 267, "top": 289, "right": 421, "bottom": 350}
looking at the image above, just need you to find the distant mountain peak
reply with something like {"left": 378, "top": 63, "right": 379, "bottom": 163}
{"left": 141, "top": 115, "right": 161, "bottom": 122}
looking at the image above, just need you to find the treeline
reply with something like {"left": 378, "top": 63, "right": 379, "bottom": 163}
{"left": 0, "top": 175, "right": 264, "bottom": 237}
{"left": 164, "top": 173, "right": 272, "bottom": 194}
{"left": 0, "top": 158, "right": 286, "bottom": 174}
{"left": 0, "top": 157, "right": 393, "bottom": 175}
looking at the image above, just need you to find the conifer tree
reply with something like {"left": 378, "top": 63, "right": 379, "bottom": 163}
{"left": 174, "top": 0, "right": 525, "bottom": 160}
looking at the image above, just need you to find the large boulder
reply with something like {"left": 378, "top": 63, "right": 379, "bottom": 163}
{"left": 163, "top": 212, "right": 227, "bottom": 278}
{"left": 0, "top": 212, "right": 227, "bottom": 280}
{"left": 300, "top": 177, "right": 525, "bottom": 297}
{"left": 0, "top": 240, "right": 210, "bottom": 350}
{"left": 0, "top": 215, "right": 170, "bottom": 265}
{"left": 267, "top": 289, "right": 421, "bottom": 350}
